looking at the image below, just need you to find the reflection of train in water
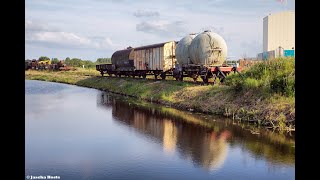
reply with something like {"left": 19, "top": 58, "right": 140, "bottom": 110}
{"left": 97, "top": 92, "right": 295, "bottom": 167}
{"left": 97, "top": 92, "right": 231, "bottom": 171}
{"left": 96, "top": 30, "right": 241, "bottom": 84}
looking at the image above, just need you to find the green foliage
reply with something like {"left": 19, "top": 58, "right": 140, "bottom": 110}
{"left": 38, "top": 56, "right": 112, "bottom": 68}
{"left": 64, "top": 57, "right": 95, "bottom": 68}
{"left": 243, "top": 78, "right": 260, "bottom": 89}
{"left": 96, "top": 58, "right": 111, "bottom": 64}
{"left": 225, "top": 57, "right": 295, "bottom": 97}
{"left": 38, "top": 56, "right": 50, "bottom": 61}
{"left": 82, "top": 60, "right": 96, "bottom": 68}
{"left": 51, "top": 58, "right": 59, "bottom": 64}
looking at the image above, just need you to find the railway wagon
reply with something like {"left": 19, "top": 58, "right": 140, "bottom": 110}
{"left": 96, "top": 41, "right": 177, "bottom": 79}
{"left": 133, "top": 41, "right": 176, "bottom": 79}
{"left": 174, "top": 30, "right": 241, "bottom": 83}
{"left": 96, "top": 48, "right": 133, "bottom": 77}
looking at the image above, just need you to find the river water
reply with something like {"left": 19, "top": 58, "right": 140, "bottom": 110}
{"left": 25, "top": 80, "right": 295, "bottom": 180}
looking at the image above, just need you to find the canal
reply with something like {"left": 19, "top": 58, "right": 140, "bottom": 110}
{"left": 25, "top": 80, "right": 295, "bottom": 179}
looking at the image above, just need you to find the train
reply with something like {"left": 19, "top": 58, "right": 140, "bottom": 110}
{"left": 96, "top": 30, "right": 241, "bottom": 84}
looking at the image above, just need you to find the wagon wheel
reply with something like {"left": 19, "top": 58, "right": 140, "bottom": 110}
{"left": 142, "top": 74, "right": 147, "bottom": 79}
{"left": 192, "top": 75, "right": 198, "bottom": 82}
{"left": 175, "top": 72, "right": 183, "bottom": 81}
{"left": 201, "top": 75, "right": 209, "bottom": 84}
{"left": 117, "top": 72, "right": 121, "bottom": 77}
{"left": 160, "top": 72, "right": 166, "bottom": 80}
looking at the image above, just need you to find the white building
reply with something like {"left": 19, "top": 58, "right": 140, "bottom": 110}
{"left": 258, "top": 11, "right": 295, "bottom": 60}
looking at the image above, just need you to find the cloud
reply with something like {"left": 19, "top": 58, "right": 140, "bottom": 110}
{"left": 25, "top": 20, "right": 119, "bottom": 50}
{"left": 136, "top": 20, "right": 187, "bottom": 37}
{"left": 133, "top": 10, "right": 160, "bottom": 17}
{"left": 25, "top": 19, "right": 58, "bottom": 32}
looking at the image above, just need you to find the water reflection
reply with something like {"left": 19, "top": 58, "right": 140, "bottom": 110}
{"left": 97, "top": 92, "right": 295, "bottom": 170}
{"left": 26, "top": 80, "right": 294, "bottom": 179}
{"left": 97, "top": 92, "right": 231, "bottom": 171}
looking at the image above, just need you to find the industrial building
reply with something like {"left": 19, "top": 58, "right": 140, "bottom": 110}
{"left": 258, "top": 11, "right": 295, "bottom": 60}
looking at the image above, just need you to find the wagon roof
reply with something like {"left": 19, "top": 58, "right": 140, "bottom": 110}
{"left": 134, "top": 41, "right": 174, "bottom": 50}
{"left": 111, "top": 48, "right": 134, "bottom": 58}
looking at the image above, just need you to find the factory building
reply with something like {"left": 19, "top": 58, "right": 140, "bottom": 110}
{"left": 258, "top": 11, "right": 295, "bottom": 60}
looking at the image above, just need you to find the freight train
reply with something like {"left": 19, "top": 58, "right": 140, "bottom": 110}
{"left": 96, "top": 30, "right": 241, "bottom": 84}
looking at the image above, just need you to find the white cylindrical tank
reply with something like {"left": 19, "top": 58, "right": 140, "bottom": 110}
{"left": 176, "top": 34, "right": 196, "bottom": 65}
{"left": 189, "top": 30, "right": 227, "bottom": 66}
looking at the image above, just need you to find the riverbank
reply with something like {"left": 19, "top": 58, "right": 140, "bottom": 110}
{"left": 25, "top": 60, "right": 295, "bottom": 131}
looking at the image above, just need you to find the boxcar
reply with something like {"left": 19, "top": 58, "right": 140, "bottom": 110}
{"left": 133, "top": 41, "right": 177, "bottom": 79}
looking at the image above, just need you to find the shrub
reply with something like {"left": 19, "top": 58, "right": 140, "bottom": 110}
{"left": 225, "top": 57, "right": 295, "bottom": 96}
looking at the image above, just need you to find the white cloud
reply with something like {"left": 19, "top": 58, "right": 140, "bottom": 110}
{"left": 25, "top": 20, "right": 119, "bottom": 50}
{"left": 136, "top": 20, "right": 187, "bottom": 37}
{"left": 134, "top": 10, "right": 160, "bottom": 17}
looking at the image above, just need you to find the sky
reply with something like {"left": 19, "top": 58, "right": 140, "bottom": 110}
{"left": 25, "top": 0, "right": 295, "bottom": 61}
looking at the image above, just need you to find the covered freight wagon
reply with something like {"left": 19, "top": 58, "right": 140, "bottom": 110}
{"left": 133, "top": 41, "right": 177, "bottom": 79}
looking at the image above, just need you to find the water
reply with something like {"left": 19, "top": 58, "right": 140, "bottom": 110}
{"left": 25, "top": 80, "right": 295, "bottom": 180}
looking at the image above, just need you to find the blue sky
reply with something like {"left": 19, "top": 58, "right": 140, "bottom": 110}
{"left": 25, "top": 0, "right": 295, "bottom": 61}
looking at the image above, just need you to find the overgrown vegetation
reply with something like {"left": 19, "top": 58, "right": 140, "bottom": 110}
{"left": 225, "top": 57, "right": 295, "bottom": 97}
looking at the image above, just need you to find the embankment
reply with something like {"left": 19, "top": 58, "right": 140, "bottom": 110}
{"left": 25, "top": 59, "right": 295, "bottom": 131}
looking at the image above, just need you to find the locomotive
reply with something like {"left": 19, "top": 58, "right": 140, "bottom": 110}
{"left": 96, "top": 30, "right": 241, "bottom": 84}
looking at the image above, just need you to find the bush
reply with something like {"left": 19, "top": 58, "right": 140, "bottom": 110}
{"left": 244, "top": 78, "right": 260, "bottom": 89}
{"left": 225, "top": 57, "right": 295, "bottom": 96}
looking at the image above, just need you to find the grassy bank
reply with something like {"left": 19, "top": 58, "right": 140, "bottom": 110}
{"left": 25, "top": 58, "right": 295, "bottom": 131}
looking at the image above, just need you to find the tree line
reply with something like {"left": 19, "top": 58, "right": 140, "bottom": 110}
{"left": 30, "top": 56, "right": 112, "bottom": 68}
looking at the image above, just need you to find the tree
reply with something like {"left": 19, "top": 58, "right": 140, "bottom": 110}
{"left": 51, "top": 58, "right": 59, "bottom": 64}
{"left": 65, "top": 57, "right": 71, "bottom": 66}
{"left": 83, "top": 60, "right": 95, "bottom": 68}
{"left": 38, "top": 56, "right": 50, "bottom": 61}
{"left": 96, "top": 58, "right": 111, "bottom": 64}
